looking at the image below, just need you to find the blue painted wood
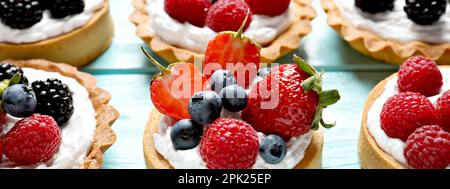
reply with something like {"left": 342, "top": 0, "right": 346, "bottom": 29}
{"left": 86, "top": 0, "right": 398, "bottom": 169}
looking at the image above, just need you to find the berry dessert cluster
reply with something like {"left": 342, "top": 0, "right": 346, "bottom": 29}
{"left": 0, "top": 0, "right": 85, "bottom": 29}
{"left": 145, "top": 16, "right": 340, "bottom": 168}
{"left": 355, "top": 0, "right": 447, "bottom": 25}
{"left": 378, "top": 56, "right": 450, "bottom": 169}
{"left": 164, "top": 0, "right": 291, "bottom": 32}
{"left": 0, "top": 62, "right": 74, "bottom": 165}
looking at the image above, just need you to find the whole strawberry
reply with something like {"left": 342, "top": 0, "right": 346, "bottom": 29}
{"left": 242, "top": 56, "right": 340, "bottom": 139}
{"left": 164, "top": 0, "right": 211, "bottom": 27}
{"left": 245, "top": 0, "right": 291, "bottom": 16}
{"left": 404, "top": 125, "right": 450, "bottom": 169}
{"left": 436, "top": 90, "right": 450, "bottom": 132}
{"left": 380, "top": 92, "right": 438, "bottom": 141}
{"left": 206, "top": 0, "right": 252, "bottom": 32}
{"left": 4, "top": 114, "right": 61, "bottom": 165}
{"left": 397, "top": 56, "right": 443, "bottom": 97}
{"left": 200, "top": 118, "right": 259, "bottom": 169}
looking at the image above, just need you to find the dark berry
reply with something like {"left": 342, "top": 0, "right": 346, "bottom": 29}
{"left": 2, "top": 84, "right": 37, "bottom": 118}
{"left": 32, "top": 78, "right": 74, "bottom": 126}
{"left": 0, "top": 0, "right": 44, "bottom": 29}
{"left": 404, "top": 0, "right": 447, "bottom": 25}
{"left": 219, "top": 85, "right": 247, "bottom": 112}
{"left": 257, "top": 67, "right": 272, "bottom": 78}
{"left": 188, "top": 91, "right": 222, "bottom": 124}
{"left": 259, "top": 134, "right": 287, "bottom": 164}
{"left": 209, "top": 70, "right": 236, "bottom": 94}
{"left": 355, "top": 0, "right": 394, "bottom": 14}
{"left": 0, "top": 63, "right": 28, "bottom": 85}
{"left": 170, "top": 119, "right": 203, "bottom": 150}
{"left": 47, "top": 0, "right": 85, "bottom": 19}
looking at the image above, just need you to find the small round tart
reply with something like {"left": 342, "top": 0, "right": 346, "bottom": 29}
{"left": 322, "top": 0, "right": 450, "bottom": 65}
{"left": 143, "top": 109, "right": 323, "bottom": 169}
{"left": 0, "top": 0, "right": 114, "bottom": 67}
{"left": 0, "top": 59, "right": 119, "bottom": 169}
{"left": 130, "top": 0, "right": 316, "bottom": 63}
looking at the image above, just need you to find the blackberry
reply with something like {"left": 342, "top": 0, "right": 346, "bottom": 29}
{"left": 32, "top": 78, "right": 74, "bottom": 126}
{"left": 404, "top": 0, "right": 447, "bottom": 25}
{"left": 0, "top": 0, "right": 44, "bottom": 29}
{"left": 355, "top": 0, "right": 394, "bottom": 14}
{"left": 0, "top": 63, "right": 29, "bottom": 85}
{"left": 47, "top": 0, "right": 85, "bottom": 19}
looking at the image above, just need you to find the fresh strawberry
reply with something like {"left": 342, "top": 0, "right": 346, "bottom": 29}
{"left": 242, "top": 56, "right": 340, "bottom": 139}
{"left": 436, "top": 90, "right": 450, "bottom": 132}
{"left": 206, "top": 0, "right": 252, "bottom": 32}
{"left": 204, "top": 10, "right": 260, "bottom": 88}
{"left": 245, "top": 0, "right": 291, "bottom": 16}
{"left": 398, "top": 56, "right": 443, "bottom": 97}
{"left": 4, "top": 114, "right": 61, "bottom": 165}
{"left": 404, "top": 125, "right": 450, "bottom": 169}
{"left": 380, "top": 92, "right": 438, "bottom": 141}
{"left": 200, "top": 118, "right": 259, "bottom": 169}
{"left": 164, "top": 0, "right": 211, "bottom": 27}
{"left": 142, "top": 47, "right": 209, "bottom": 121}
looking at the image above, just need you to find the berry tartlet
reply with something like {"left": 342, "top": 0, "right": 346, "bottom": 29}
{"left": 130, "top": 0, "right": 316, "bottom": 63}
{"left": 142, "top": 24, "right": 340, "bottom": 168}
{"left": 322, "top": 0, "right": 450, "bottom": 65}
{"left": 0, "top": 59, "right": 119, "bottom": 169}
{"left": 0, "top": 0, "right": 114, "bottom": 67}
{"left": 360, "top": 56, "right": 450, "bottom": 169}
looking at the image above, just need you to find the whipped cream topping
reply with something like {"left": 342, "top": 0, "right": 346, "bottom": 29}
{"left": 146, "top": 0, "right": 294, "bottom": 53}
{"left": 335, "top": 0, "right": 450, "bottom": 44}
{"left": 0, "top": 0, "right": 103, "bottom": 44}
{"left": 367, "top": 68, "right": 450, "bottom": 169}
{"left": 0, "top": 68, "right": 96, "bottom": 169}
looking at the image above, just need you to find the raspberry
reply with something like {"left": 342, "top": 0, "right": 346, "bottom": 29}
{"left": 436, "top": 90, "right": 450, "bottom": 132}
{"left": 404, "top": 0, "right": 447, "bottom": 25}
{"left": 4, "top": 114, "right": 61, "bottom": 165}
{"left": 206, "top": 0, "right": 252, "bottom": 32}
{"left": 0, "top": 0, "right": 44, "bottom": 29}
{"left": 164, "top": 0, "right": 211, "bottom": 27}
{"left": 404, "top": 125, "right": 450, "bottom": 169}
{"left": 355, "top": 0, "right": 394, "bottom": 14}
{"left": 245, "top": 0, "right": 290, "bottom": 16}
{"left": 381, "top": 92, "right": 438, "bottom": 141}
{"left": 398, "top": 56, "right": 443, "bottom": 97}
{"left": 200, "top": 118, "right": 259, "bottom": 169}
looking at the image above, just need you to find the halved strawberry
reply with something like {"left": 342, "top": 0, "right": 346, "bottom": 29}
{"left": 142, "top": 47, "right": 209, "bottom": 121}
{"left": 203, "top": 10, "right": 260, "bottom": 88}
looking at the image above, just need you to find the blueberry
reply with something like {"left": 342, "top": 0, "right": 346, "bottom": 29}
{"left": 259, "top": 135, "right": 287, "bottom": 164}
{"left": 219, "top": 85, "right": 248, "bottom": 112}
{"left": 188, "top": 91, "right": 222, "bottom": 124}
{"left": 210, "top": 70, "right": 236, "bottom": 94}
{"left": 257, "top": 67, "right": 272, "bottom": 78}
{"left": 2, "top": 84, "right": 37, "bottom": 118}
{"left": 170, "top": 119, "right": 203, "bottom": 150}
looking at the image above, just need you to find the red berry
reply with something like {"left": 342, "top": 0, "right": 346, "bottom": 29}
{"left": 245, "top": 0, "right": 290, "bottom": 16}
{"left": 206, "top": 0, "right": 252, "bottom": 32}
{"left": 0, "top": 137, "right": 3, "bottom": 162}
{"left": 436, "top": 90, "right": 450, "bottom": 132}
{"left": 4, "top": 114, "right": 61, "bottom": 165}
{"left": 164, "top": 0, "right": 211, "bottom": 27}
{"left": 200, "top": 118, "right": 259, "bottom": 169}
{"left": 381, "top": 92, "right": 438, "bottom": 141}
{"left": 404, "top": 125, "right": 450, "bottom": 169}
{"left": 242, "top": 64, "right": 318, "bottom": 139}
{"left": 398, "top": 56, "right": 443, "bottom": 97}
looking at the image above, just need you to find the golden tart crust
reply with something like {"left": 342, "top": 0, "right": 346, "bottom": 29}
{"left": 0, "top": 0, "right": 114, "bottom": 68}
{"left": 130, "top": 0, "right": 316, "bottom": 63}
{"left": 322, "top": 0, "right": 450, "bottom": 65}
{"left": 143, "top": 108, "right": 323, "bottom": 169}
{"left": 3, "top": 59, "right": 120, "bottom": 169}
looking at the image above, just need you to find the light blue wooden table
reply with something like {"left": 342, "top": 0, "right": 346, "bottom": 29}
{"left": 88, "top": 0, "right": 399, "bottom": 169}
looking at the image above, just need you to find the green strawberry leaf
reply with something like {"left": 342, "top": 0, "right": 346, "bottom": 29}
{"left": 319, "top": 90, "right": 341, "bottom": 106}
{"left": 8, "top": 73, "right": 21, "bottom": 87}
{"left": 294, "top": 55, "right": 316, "bottom": 76}
{"left": 302, "top": 76, "right": 316, "bottom": 92}
{"left": 320, "top": 119, "right": 336, "bottom": 129}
